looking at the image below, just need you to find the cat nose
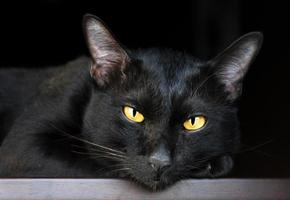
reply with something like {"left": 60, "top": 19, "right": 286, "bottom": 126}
{"left": 149, "top": 157, "right": 171, "bottom": 170}
{"left": 148, "top": 143, "right": 171, "bottom": 170}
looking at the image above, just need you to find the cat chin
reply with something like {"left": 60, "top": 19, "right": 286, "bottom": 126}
{"left": 114, "top": 155, "right": 234, "bottom": 191}
{"left": 130, "top": 173, "right": 178, "bottom": 191}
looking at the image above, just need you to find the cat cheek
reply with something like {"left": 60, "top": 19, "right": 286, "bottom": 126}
{"left": 208, "top": 155, "right": 234, "bottom": 177}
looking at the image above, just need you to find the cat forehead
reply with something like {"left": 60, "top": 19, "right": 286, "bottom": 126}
{"left": 134, "top": 48, "right": 203, "bottom": 84}
{"left": 135, "top": 48, "right": 202, "bottom": 69}
{"left": 124, "top": 49, "right": 209, "bottom": 112}
{"left": 134, "top": 48, "right": 204, "bottom": 89}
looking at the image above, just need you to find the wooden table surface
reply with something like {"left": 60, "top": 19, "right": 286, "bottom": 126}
{"left": 0, "top": 179, "right": 290, "bottom": 200}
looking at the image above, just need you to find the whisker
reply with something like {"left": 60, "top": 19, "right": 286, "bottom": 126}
{"left": 71, "top": 150, "right": 127, "bottom": 161}
{"left": 72, "top": 144, "right": 127, "bottom": 159}
{"left": 101, "top": 151, "right": 127, "bottom": 159}
{"left": 92, "top": 155, "right": 126, "bottom": 162}
{"left": 93, "top": 163, "right": 132, "bottom": 175}
{"left": 110, "top": 168, "right": 132, "bottom": 173}
{"left": 71, "top": 150, "right": 94, "bottom": 155}
{"left": 105, "top": 163, "right": 131, "bottom": 168}
{"left": 48, "top": 123, "right": 125, "bottom": 155}
{"left": 233, "top": 139, "right": 274, "bottom": 155}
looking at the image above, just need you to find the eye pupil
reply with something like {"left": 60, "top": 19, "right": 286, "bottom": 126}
{"left": 183, "top": 115, "right": 206, "bottom": 131}
{"left": 132, "top": 109, "right": 137, "bottom": 117}
{"left": 190, "top": 117, "right": 195, "bottom": 125}
{"left": 123, "top": 106, "right": 145, "bottom": 123}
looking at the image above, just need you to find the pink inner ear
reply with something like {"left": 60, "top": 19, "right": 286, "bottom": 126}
{"left": 212, "top": 33, "right": 262, "bottom": 101}
{"left": 216, "top": 57, "right": 251, "bottom": 101}
{"left": 89, "top": 47, "right": 129, "bottom": 86}
{"left": 85, "top": 16, "right": 130, "bottom": 86}
{"left": 90, "top": 62, "right": 111, "bottom": 86}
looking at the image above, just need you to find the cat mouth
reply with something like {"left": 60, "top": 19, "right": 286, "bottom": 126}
{"left": 131, "top": 164, "right": 210, "bottom": 190}
{"left": 133, "top": 169, "right": 176, "bottom": 191}
{"left": 104, "top": 155, "right": 233, "bottom": 190}
{"left": 125, "top": 164, "right": 207, "bottom": 191}
{"left": 124, "top": 156, "right": 233, "bottom": 190}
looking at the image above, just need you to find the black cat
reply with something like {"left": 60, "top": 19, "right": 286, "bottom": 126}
{"left": 0, "top": 14, "right": 262, "bottom": 190}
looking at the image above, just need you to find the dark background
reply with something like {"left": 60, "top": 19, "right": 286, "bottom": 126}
{"left": 0, "top": 0, "right": 289, "bottom": 177}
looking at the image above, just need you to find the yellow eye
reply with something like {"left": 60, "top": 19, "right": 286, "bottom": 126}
{"left": 123, "top": 106, "right": 144, "bottom": 123}
{"left": 183, "top": 116, "right": 206, "bottom": 131}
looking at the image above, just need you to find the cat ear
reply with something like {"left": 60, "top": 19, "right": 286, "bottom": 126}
{"left": 209, "top": 32, "right": 263, "bottom": 101}
{"left": 83, "top": 14, "right": 130, "bottom": 86}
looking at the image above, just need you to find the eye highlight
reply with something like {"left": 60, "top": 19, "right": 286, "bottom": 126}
{"left": 123, "top": 106, "right": 144, "bottom": 123}
{"left": 183, "top": 116, "right": 206, "bottom": 131}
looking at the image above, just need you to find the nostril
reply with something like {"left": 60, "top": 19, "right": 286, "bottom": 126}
{"left": 149, "top": 159, "right": 171, "bottom": 182}
{"left": 148, "top": 142, "right": 172, "bottom": 171}
{"left": 148, "top": 158, "right": 158, "bottom": 170}
{"left": 149, "top": 158, "right": 171, "bottom": 171}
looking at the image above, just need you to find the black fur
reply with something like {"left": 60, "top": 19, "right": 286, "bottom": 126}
{"left": 0, "top": 14, "right": 262, "bottom": 190}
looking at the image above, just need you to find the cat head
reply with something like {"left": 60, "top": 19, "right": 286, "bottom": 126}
{"left": 81, "top": 14, "right": 263, "bottom": 190}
